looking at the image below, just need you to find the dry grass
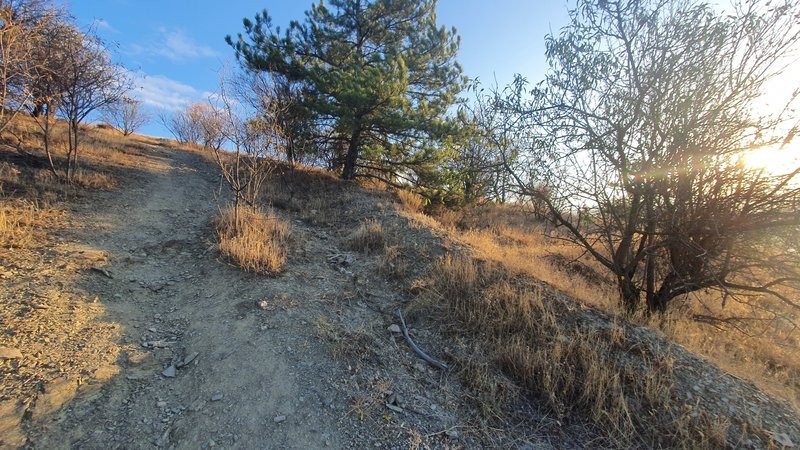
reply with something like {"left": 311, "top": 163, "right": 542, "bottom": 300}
{"left": 346, "top": 219, "right": 386, "bottom": 253}
{"left": 31, "top": 168, "right": 116, "bottom": 190}
{"left": 379, "top": 245, "right": 409, "bottom": 280}
{"left": 420, "top": 254, "right": 726, "bottom": 448}
{"left": 427, "top": 202, "right": 800, "bottom": 415}
{"left": 459, "top": 224, "right": 619, "bottom": 311}
{"left": 396, "top": 189, "right": 425, "bottom": 214}
{"left": 215, "top": 205, "right": 291, "bottom": 275}
{"left": 0, "top": 201, "right": 36, "bottom": 248}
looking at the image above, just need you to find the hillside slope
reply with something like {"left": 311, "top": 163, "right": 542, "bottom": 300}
{"left": 1, "top": 133, "right": 798, "bottom": 449}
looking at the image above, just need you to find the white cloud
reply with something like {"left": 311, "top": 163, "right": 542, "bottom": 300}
{"left": 94, "top": 19, "right": 115, "bottom": 32}
{"left": 126, "top": 70, "right": 209, "bottom": 111}
{"left": 131, "top": 27, "right": 219, "bottom": 62}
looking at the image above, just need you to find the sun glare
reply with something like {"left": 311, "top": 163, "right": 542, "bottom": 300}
{"left": 742, "top": 144, "right": 800, "bottom": 176}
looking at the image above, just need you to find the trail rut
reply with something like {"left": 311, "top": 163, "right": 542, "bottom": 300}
{"left": 27, "top": 149, "right": 358, "bottom": 449}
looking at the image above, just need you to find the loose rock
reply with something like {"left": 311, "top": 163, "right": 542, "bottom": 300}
{"left": 387, "top": 324, "right": 401, "bottom": 333}
{"left": 273, "top": 415, "right": 286, "bottom": 423}
{"left": 162, "top": 365, "right": 177, "bottom": 378}
{"left": 0, "top": 347, "right": 22, "bottom": 359}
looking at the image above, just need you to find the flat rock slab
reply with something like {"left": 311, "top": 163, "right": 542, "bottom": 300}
{"left": 0, "top": 347, "right": 23, "bottom": 360}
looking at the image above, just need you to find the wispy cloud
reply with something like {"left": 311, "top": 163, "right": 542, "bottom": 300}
{"left": 94, "top": 19, "right": 116, "bottom": 33}
{"left": 130, "top": 27, "right": 219, "bottom": 62}
{"left": 127, "top": 70, "right": 211, "bottom": 111}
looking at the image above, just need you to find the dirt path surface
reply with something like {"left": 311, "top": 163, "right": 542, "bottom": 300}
{"left": 4, "top": 146, "right": 447, "bottom": 450}
{"left": 15, "top": 148, "right": 339, "bottom": 448}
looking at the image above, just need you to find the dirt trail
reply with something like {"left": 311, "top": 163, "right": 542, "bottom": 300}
{"left": 25, "top": 148, "right": 362, "bottom": 449}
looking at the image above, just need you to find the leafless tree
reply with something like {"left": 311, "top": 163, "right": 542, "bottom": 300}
{"left": 193, "top": 101, "right": 226, "bottom": 150}
{"left": 234, "top": 71, "right": 313, "bottom": 164}
{"left": 0, "top": 0, "right": 60, "bottom": 137}
{"left": 159, "top": 107, "right": 201, "bottom": 145}
{"left": 499, "top": 0, "right": 800, "bottom": 314}
{"left": 160, "top": 101, "right": 224, "bottom": 149}
{"left": 102, "top": 95, "right": 149, "bottom": 136}
{"left": 57, "top": 26, "right": 129, "bottom": 180}
{"left": 212, "top": 71, "right": 283, "bottom": 221}
{"left": 24, "top": 18, "right": 76, "bottom": 174}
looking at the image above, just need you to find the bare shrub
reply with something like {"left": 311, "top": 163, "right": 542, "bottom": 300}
{"left": 215, "top": 205, "right": 290, "bottom": 274}
{"left": 378, "top": 245, "right": 408, "bottom": 280}
{"left": 0, "top": 161, "right": 20, "bottom": 189}
{"left": 102, "top": 96, "right": 149, "bottom": 136}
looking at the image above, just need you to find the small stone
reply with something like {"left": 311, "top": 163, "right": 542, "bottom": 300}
{"left": 774, "top": 432, "right": 795, "bottom": 448}
{"left": 210, "top": 393, "right": 223, "bottom": 402}
{"left": 273, "top": 415, "right": 286, "bottom": 423}
{"left": 189, "top": 399, "right": 205, "bottom": 412}
{"left": 445, "top": 430, "right": 459, "bottom": 439}
{"left": 0, "top": 347, "right": 23, "bottom": 359}
{"left": 157, "top": 401, "right": 167, "bottom": 407}
{"left": 386, "top": 404, "right": 403, "bottom": 413}
{"left": 162, "top": 365, "right": 177, "bottom": 378}
{"left": 413, "top": 363, "right": 426, "bottom": 373}
{"left": 387, "top": 324, "right": 401, "bottom": 333}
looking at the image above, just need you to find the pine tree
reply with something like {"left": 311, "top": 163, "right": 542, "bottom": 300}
{"left": 227, "top": 0, "right": 466, "bottom": 181}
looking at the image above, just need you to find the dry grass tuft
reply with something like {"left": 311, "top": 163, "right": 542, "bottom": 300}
{"left": 396, "top": 189, "right": 425, "bottom": 214}
{"left": 379, "top": 245, "right": 409, "bottom": 280}
{"left": 347, "top": 219, "right": 385, "bottom": 253}
{"left": 421, "top": 254, "right": 723, "bottom": 448}
{"left": 0, "top": 201, "right": 36, "bottom": 248}
{"left": 215, "top": 205, "right": 291, "bottom": 275}
{"left": 0, "top": 162, "right": 20, "bottom": 189}
{"left": 70, "top": 169, "right": 116, "bottom": 189}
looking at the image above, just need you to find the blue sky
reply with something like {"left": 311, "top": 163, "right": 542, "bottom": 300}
{"left": 70, "top": 0, "right": 571, "bottom": 137}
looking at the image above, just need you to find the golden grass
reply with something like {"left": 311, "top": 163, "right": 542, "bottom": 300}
{"left": 420, "top": 254, "right": 726, "bottom": 448}
{"left": 0, "top": 199, "right": 65, "bottom": 250}
{"left": 0, "top": 201, "right": 35, "bottom": 248}
{"left": 460, "top": 225, "right": 619, "bottom": 310}
{"left": 427, "top": 203, "right": 800, "bottom": 415}
{"left": 215, "top": 205, "right": 291, "bottom": 275}
{"left": 31, "top": 168, "right": 116, "bottom": 191}
{"left": 396, "top": 189, "right": 425, "bottom": 214}
{"left": 346, "top": 219, "right": 385, "bottom": 253}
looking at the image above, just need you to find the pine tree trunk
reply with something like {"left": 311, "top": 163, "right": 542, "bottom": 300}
{"left": 341, "top": 126, "right": 362, "bottom": 180}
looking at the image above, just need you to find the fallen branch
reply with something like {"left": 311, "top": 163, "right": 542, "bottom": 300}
{"left": 397, "top": 310, "right": 448, "bottom": 371}
{"left": 90, "top": 266, "right": 113, "bottom": 278}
